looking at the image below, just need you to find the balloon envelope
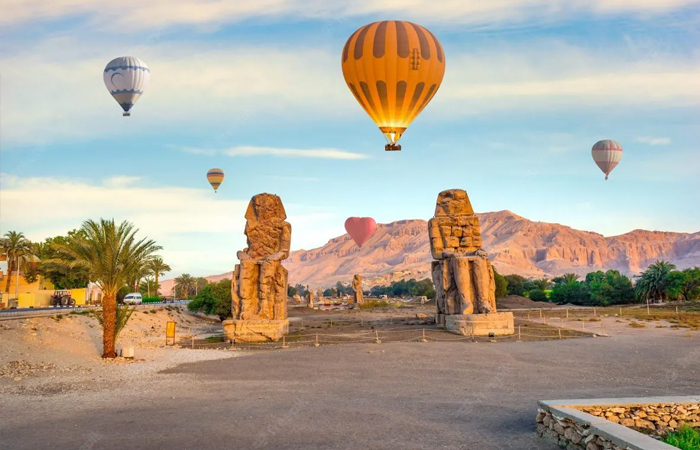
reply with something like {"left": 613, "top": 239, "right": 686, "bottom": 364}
{"left": 592, "top": 140, "right": 623, "bottom": 180}
{"left": 104, "top": 56, "right": 150, "bottom": 116}
{"left": 207, "top": 168, "right": 225, "bottom": 192}
{"left": 345, "top": 217, "right": 377, "bottom": 248}
{"left": 341, "top": 21, "right": 446, "bottom": 149}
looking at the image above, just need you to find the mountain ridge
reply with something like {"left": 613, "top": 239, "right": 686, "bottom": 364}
{"left": 159, "top": 211, "right": 700, "bottom": 293}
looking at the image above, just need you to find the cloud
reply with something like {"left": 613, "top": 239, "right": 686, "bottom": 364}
{"left": 0, "top": 174, "right": 344, "bottom": 275}
{"left": 178, "top": 146, "right": 218, "bottom": 156}
{"left": 269, "top": 176, "right": 320, "bottom": 182}
{"left": 225, "top": 146, "right": 369, "bottom": 160}
{"left": 636, "top": 136, "right": 672, "bottom": 146}
{"left": 2, "top": 37, "right": 699, "bottom": 146}
{"left": 4, "top": 0, "right": 700, "bottom": 30}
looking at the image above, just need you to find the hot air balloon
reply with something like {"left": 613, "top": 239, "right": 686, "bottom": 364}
{"left": 341, "top": 21, "right": 446, "bottom": 151}
{"left": 207, "top": 168, "right": 225, "bottom": 193}
{"left": 592, "top": 140, "right": 623, "bottom": 180}
{"left": 103, "top": 56, "right": 150, "bottom": 116}
{"left": 345, "top": 217, "right": 377, "bottom": 248}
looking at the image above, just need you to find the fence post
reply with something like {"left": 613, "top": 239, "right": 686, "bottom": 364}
{"left": 676, "top": 306, "right": 679, "bottom": 318}
{"left": 593, "top": 307, "right": 597, "bottom": 317}
{"left": 539, "top": 309, "right": 542, "bottom": 318}
{"left": 191, "top": 334, "right": 194, "bottom": 349}
{"left": 619, "top": 307, "right": 622, "bottom": 317}
{"left": 315, "top": 333, "right": 320, "bottom": 347}
{"left": 518, "top": 325, "right": 521, "bottom": 341}
{"left": 647, "top": 300, "right": 650, "bottom": 315}
{"left": 375, "top": 329, "right": 381, "bottom": 344}
{"left": 281, "top": 336, "right": 289, "bottom": 349}
{"left": 421, "top": 328, "right": 427, "bottom": 343}
{"left": 566, "top": 309, "right": 569, "bottom": 318}
{"left": 558, "top": 328, "right": 562, "bottom": 339}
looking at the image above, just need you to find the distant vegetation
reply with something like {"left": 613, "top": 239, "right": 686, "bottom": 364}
{"left": 501, "top": 260, "right": 700, "bottom": 306}
{"left": 369, "top": 278, "right": 435, "bottom": 299}
{"left": 187, "top": 279, "right": 232, "bottom": 321}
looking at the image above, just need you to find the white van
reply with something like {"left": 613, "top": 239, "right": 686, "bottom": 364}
{"left": 123, "top": 293, "right": 143, "bottom": 305}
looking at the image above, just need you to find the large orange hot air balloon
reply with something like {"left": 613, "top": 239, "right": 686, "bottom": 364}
{"left": 341, "top": 21, "right": 446, "bottom": 151}
{"left": 207, "top": 168, "right": 225, "bottom": 193}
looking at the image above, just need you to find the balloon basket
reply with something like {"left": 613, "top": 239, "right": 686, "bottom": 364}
{"left": 123, "top": 112, "right": 131, "bottom": 117}
{"left": 385, "top": 144, "right": 401, "bottom": 151}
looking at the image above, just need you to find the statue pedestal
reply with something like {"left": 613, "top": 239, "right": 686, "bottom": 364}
{"left": 443, "top": 312, "right": 514, "bottom": 336}
{"left": 222, "top": 319, "right": 289, "bottom": 343}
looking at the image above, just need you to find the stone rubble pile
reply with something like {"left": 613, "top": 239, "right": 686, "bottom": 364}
{"left": 580, "top": 403, "right": 700, "bottom": 433}
{"left": 0, "top": 360, "right": 57, "bottom": 379}
{"left": 537, "top": 410, "right": 623, "bottom": 450}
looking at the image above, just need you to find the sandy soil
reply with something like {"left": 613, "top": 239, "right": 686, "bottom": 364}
{"left": 0, "top": 306, "right": 237, "bottom": 396}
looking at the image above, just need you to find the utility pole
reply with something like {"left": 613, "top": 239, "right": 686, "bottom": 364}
{"left": 14, "top": 255, "right": 20, "bottom": 301}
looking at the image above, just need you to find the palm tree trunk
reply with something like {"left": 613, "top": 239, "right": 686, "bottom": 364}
{"left": 102, "top": 292, "right": 117, "bottom": 358}
{"left": 154, "top": 274, "right": 159, "bottom": 297}
{"left": 4, "top": 259, "right": 13, "bottom": 293}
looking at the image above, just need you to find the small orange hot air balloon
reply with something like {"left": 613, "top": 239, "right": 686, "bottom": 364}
{"left": 341, "top": 20, "right": 446, "bottom": 151}
{"left": 207, "top": 168, "right": 225, "bottom": 193}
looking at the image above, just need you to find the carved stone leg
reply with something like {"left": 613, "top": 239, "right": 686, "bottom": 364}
{"left": 231, "top": 264, "right": 241, "bottom": 319}
{"left": 442, "top": 260, "right": 458, "bottom": 315}
{"left": 239, "top": 260, "right": 259, "bottom": 320}
{"left": 258, "top": 260, "right": 279, "bottom": 319}
{"left": 472, "top": 257, "right": 494, "bottom": 314}
{"left": 451, "top": 256, "right": 474, "bottom": 315}
{"left": 272, "top": 265, "right": 287, "bottom": 320}
{"left": 431, "top": 261, "right": 445, "bottom": 316}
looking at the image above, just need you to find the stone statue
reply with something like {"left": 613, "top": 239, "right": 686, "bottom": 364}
{"left": 351, "top": 274, "right": 364, "bottom": 304}
{"left": 223, "top": 193, "right": 291, "bottom": 342}
{"left": 292, "top": 294, "right": 302, "bottom": 304}
{"left": 305, "top": 285, "right": 315, "bottom": 308}
{"left": 429, "top": 189, "right": 513, "bottom": 336}
{"left": 316, "top": 287, "right": 324, "bottom": 300}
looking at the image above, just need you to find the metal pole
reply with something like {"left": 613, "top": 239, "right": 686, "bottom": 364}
{"left": 518, "top": 326, "right": 521, "bottom": 341}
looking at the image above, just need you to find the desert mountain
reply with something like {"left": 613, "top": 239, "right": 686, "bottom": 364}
{"left": 160, "top": 211, "right": 700, "bottom": 293}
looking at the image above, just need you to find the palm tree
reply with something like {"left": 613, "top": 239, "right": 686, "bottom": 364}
{"left": 562, "top": 273, "right": 580, "bottom": 284}
{"left": 635, "top": 260, "right": 676, "bottom": 302}
{"left": 127, "top": 262, "right": 153, "bottom": 292}
{"left": 533, "top": 278, "right": 550, "bottom": 291}
{"left": 1, "top": 231, "right": 33, "bottom": 295}
{"left": 195, "top": 277, "right": 208, "bottom": 296}
{"left": 51, "top": 219, "right": 160, "bottom": 358}
{"left": 148, "top": 257, "right": 171, "bottom": 297}
{"left": 174, "top": 273, "right": 195, "bottom": 299}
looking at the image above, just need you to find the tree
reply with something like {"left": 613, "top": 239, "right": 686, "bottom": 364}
{"left": 504, "top": 274, "right": 526, "bottom": 296}
{"left": 585, "top": 270, "right": 635, "bottom": 306}
{"left": 294, "top": 284, "right": 308, "bottom": 297}
{"left": 51, "top": 219, "right": 160, "bottom": 358}
{"left": 195, "top": 277, "right": 209, "bottom": 295}
{"left": 147, "top": 257, "right": 171, "bottom": 297}
{"left": 35, "top": 233, "right": 90, "bottom": 289}
{"left": 188, "top": 279, "right": 232, "bottom": 321}
{"left": 528, "top": 289, "right": 548, "bottom": 302}
{"left": 493, "top": 268, "right": 508, "bottom": 299}
{"left": 174, "top": 274, "right": 196, "bottom": 298}
{"left": 550, "top": 278, "right": 589, "bottom": 305}
{"left": 532, "top": 278, "right": 550, "bottom": 292}
{"left": 127, "top": 262, "right": 152, "bottom": 292}
{"left": 635, "top": 260, "right": 676, "bottom": 302}
{"left": 139, "top": 278, "right": 159, "bottom": 297}
{"left": 287, "top": 285, "right": 298, "bottom": 297}
{"left": 665, "top": 268, "right": 700, "bottom": 301}
{"left": 323, "top": 287, "right": 337, "bottom": 297}
{"left": 562, "top": 273, "right": 580, "bottom": 284}
{"left": 1, "top": 231, "right": 33, "bottom": 294}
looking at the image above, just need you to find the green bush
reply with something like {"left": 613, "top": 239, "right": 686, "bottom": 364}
{"left": 142, "top": 297, "right": 162, "bottom": 303}
{"left": 527, "top": 289, "right": 548, "bottom": 302}
{"left": 663, "top": 425, "right": 700, "bottom": 450}
{"left": 188, "top": 279, "right": 232, "bottom": 321}
{"left": 358, "top": 300, "right": 394, "bottom": 310}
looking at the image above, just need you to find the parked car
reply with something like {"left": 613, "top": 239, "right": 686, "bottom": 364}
{"left": 123, "top": 293, "right": 143, "bottom": 305}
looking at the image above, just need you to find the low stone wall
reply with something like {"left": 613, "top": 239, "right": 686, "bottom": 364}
{"left": 580, "top": 403, "right": 700, "bottom": 434}
{"left": 536, "top": 396, "right": 700, "bottom": 450}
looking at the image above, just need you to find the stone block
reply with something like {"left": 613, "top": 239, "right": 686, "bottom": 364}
{"left": 223, "top": 319, "right": 289, "bottom": 343}
{"left": 444, "top": 312, "right": 515, "bottom": 336}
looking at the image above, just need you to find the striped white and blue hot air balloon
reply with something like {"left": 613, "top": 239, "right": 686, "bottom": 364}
{"left": 103, "top": 56, "right": 150, "bottom": 117}
{"left": 591, "top": 139, "right": 623, "bottom": 181}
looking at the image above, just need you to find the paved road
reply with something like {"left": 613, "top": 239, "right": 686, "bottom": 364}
{"left": 3, "top": 333, "right": 698, "bottom": 450}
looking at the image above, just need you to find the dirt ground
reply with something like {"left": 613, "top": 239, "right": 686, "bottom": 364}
{"left": 1, "top": 302, "right": 698, "bottom": 449}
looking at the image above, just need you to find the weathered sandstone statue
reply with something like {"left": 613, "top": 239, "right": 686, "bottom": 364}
{"left": 316, "top": 287, "right": 324, "bottom": 301}
{"left": 306, "top": 285, "right": 315, "bottom": 308}
{"left": 352, "top": 274, "right": 364, "bottom": 304}
{"left": 223, "top": 193, "right": 291, "bottom": 342}
{"left": 429, "top": 189, "right": 514, "bottom": 336}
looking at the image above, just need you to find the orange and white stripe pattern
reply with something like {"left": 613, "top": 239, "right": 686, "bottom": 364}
{"left": 341, "top": 21, "right": 446, "bottom": 144}
{"left": 592, "top": 140, "right": 623, "bottom": 180}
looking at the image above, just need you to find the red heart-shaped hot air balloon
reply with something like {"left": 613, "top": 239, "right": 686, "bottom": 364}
{"left": 344, "top": 217, "right": 377, "bottom": 248}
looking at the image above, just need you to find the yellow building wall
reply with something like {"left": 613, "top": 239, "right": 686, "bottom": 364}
{"left": 15, "top": 289, "right": 87, "bottom": 308}
{"left": 1, "top": 271, "right": 54, "bottom": 296}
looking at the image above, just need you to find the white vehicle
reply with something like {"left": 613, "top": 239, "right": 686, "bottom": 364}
{"left": 123, "top": 293, "right": 143, "bottom": 305}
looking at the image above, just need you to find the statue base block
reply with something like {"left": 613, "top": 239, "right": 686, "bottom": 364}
{"left": 222, "top": 319, "right": 289, "bottom": 343}
{"left": 443, "top": 312, "right": 514, "bottom": 336}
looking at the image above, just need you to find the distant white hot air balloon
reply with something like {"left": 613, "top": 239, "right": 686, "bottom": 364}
{"left": 591, "top": 139, "right": 623, "bottom": 180}
{"left": 103, "top": 56, "right": 150, "bottom": 116}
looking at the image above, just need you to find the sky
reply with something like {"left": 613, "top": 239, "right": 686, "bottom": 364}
{"left": 1, "top": 0, "right": 699, "bottom": 278}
